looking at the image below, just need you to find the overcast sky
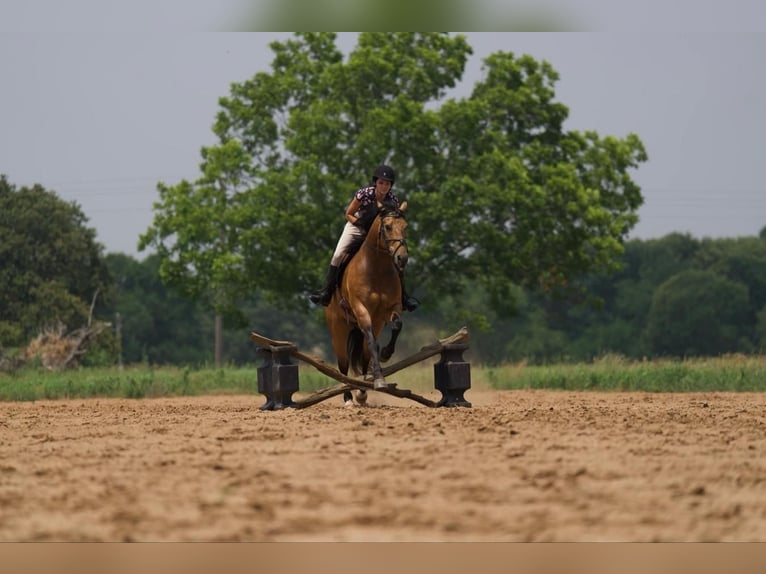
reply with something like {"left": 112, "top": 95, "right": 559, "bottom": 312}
{"left": 2, "top": 2, "right": 765, "bottom": 257}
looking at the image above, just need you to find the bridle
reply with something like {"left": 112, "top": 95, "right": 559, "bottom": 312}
{"left": 371, "top": 210, "right": 408, "bottom": 262}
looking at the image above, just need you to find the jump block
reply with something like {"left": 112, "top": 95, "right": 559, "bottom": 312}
{"left": 250, "top": 327, "right": 472, "bottom": 409}
{"left": 434, "top": 343, "right": 472, "bottom": 407}
{"left": 256, "top": 344, "right": 299, "bottom": 410}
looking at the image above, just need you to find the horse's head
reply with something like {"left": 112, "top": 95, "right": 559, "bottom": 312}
{"left": 376, "top": 200, "right": 409, "bottom": 271}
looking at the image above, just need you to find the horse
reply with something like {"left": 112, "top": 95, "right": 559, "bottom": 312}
{"left": 324, "top": 200, "right": 409, "bottom": 406}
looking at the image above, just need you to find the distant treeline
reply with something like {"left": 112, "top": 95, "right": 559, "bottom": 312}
{"left": 97, "top": 228, "right": 766, "bottom": 367}
{"left": 3, "top": 173, "right": 765, "bottom": 367}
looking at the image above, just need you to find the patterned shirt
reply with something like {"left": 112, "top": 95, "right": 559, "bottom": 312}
{"left": 354, "top": 185, "right": 399, "bottom": 210}
{"left": 352, "top": 186, "right": 400, "bottom": 230}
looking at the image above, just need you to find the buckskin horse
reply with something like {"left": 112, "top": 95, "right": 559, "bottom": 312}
{"left": 324, "top": 200, "right": 409, "bottom": 405}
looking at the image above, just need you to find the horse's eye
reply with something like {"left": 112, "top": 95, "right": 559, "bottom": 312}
{"left": 385, "top": 224, "right": 393, "bottom": 232}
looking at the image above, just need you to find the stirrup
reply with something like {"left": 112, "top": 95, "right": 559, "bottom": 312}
{"left": 403, "top": 295, "right": 420, "bottom": 312}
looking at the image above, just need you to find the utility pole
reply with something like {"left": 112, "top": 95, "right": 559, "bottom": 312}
{"left": 115, "top": 312, "right": 123, "bottom": 370}
{"left": 214, "top": 313, "right": 223, "bottom": 367}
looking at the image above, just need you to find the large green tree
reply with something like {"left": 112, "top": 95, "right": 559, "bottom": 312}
{"left": 645, "top": 269, "right": 751, "bottom": 357}
{"left": 142, "top": 32, "right": 647, "bottom": 321}
{"left": 102, "top": 254, "right": 214, "bottom": 365}
{"left": 696, "top": 236, "right": 766, "bottom": 322}
{"left": 0, "top": 175, "right": 112, "bottom": 348}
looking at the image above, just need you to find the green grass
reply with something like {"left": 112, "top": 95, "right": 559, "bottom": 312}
{"left": 486, "top": 354, "right": 766, "bottom": 393}
{"left": 0, "top": 366, "right": 260, "bottom": 401}
{"left": 1, "top": 354, "right": 765, "bottom": 402}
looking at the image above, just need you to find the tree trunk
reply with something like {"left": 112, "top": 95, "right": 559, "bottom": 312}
{"left": 214, "top": 313, "right": 223, "bottom": 367}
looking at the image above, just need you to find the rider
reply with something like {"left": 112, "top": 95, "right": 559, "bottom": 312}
{"left": 309, "top": 164, "right": 419, "bottom": 311}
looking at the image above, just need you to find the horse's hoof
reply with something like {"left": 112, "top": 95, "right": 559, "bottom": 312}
{"left": 374, "top": 379, "right": 396, "bottom": 390}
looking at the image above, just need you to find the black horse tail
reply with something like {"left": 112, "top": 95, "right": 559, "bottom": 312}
{"left": 347, "top": 326, "right": 368, "bottom": 376}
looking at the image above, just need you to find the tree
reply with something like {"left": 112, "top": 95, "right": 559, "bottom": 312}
{"left": 696, "top": 236, "right": 766, "bottom": 321}
{"left": 102, "top": 254, "right": 214, "bottom": 365}
{"left": 143, "top": 32, "right": 647, "bottom": 325}
{"left": 565, "top": 235, "right": 702, "bottom": 359}
{"left": 0, "top": 175, "right": 112, "bottom": 348}
{"left": 503, "top": 306, "right": 570, "bottom": 364}
{"left": 416, "top": 52, "right": 646, "bottom": 301}
{"left": 645, "top": 269, "right": 750, "bottom": 357}
{"left": 233, "top": 1, "right": 574, "bottom": 32}
{"left": 138, "top": 140, "right": 257, "bottom": 364}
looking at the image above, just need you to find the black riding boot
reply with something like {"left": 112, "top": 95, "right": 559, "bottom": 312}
{"left": 400, "top": 274, "right": 419, "bottom": 312}
{"left": 309, "top": 265, "right": 340, "bottom": 306}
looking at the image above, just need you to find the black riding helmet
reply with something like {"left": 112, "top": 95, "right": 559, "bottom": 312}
{"left": 372, "top": 164, "right": 396, "bottom": 186}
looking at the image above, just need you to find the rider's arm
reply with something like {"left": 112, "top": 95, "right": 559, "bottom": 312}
{"left": 345, "top": 197, "right": 362, "bottom": 225}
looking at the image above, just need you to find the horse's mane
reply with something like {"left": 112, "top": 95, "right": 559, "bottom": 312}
{"left": 378, "top": 200, "right": 405, "bottom": 219}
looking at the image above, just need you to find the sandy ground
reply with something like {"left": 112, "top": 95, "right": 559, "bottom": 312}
{"left": 1, "top": 389, "right": 765, "bottom": 542}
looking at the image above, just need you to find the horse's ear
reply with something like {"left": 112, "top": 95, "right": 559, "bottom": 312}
{"left": 399, "top": 201, "right": 408, "bottom": 213}
{"left": 376, "top": 200, "right": 383, "bottom": 210}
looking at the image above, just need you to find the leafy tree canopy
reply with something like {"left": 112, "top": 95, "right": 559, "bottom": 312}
{"left": 102, "top": 254, "right": 215, "bottom": 364}
{"left": 0, "top": 175, "right": 112, "bottom": 347}
{"left": 141, "top": 32, "right": 647, "bottom": 319}
{"left": 645, "top": 269, "right": 751, "bottom": 357}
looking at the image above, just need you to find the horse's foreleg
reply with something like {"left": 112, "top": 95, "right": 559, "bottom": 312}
{"left": 380, "top": 312, "right": 402, "bottom": 362}
{"left": 338, "top": 359, "right": 354, "bottom": 405}
{"left": 361, "top": 324, "right": 383, "bottom": 386}
{"left": 341, "top": 356, "right": 367, "bottom": 406}
{"left": 360, "top": 324, "right": 392, "bottom": 390}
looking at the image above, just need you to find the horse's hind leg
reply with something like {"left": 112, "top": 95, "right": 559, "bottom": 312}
{"left": 380, "top": 312, "right": 402, "bottom": 362}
